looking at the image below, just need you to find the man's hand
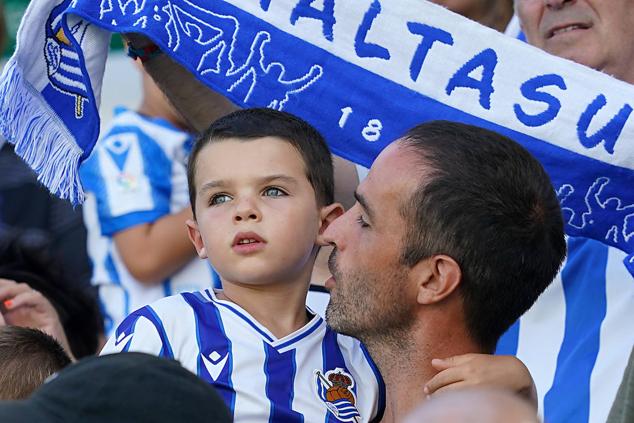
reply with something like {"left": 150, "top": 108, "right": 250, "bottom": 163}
{"left": 424, "top": 353, "right": 537, "bottom": 408}
{"left": 0, "top": 278, "right": 74, "bottom": 360}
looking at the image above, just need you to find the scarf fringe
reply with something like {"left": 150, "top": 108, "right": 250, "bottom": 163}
{"left": 0, "top": 59, "right": 84, "bottom": 205}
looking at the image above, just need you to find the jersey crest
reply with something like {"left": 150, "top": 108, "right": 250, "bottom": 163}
{"left": 314, "top": 368, "right": 361, "bottom": 422}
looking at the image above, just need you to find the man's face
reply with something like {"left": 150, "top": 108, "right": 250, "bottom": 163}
{"left": 323, "top": 141, "right": 420, "bottom": 339}
{"left": 516, "top": 0, "right": 634, "bottom": 80}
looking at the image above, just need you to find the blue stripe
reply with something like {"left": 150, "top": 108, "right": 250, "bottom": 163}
{"left": 276, "top": 316, "right": 323, "bottom": 350}
{"left": 543, "top": 237, "right": 609, "bottom": 423}
{"left": 361, "top": 343, "right": 385, "bottom": 423}
{"left": 181, "top": 292, "right": 237, "bottom": 416}
{"left": 163, "top": 278, "right": 172, "bottom": 297}
{"left": 104, "top": 250, "right": 130, "bottom": 318}
{"left": 263, "top": 342, "right": 304, "bottom": 423}
{"left": 495, "top": 320, "right": 520, "bottom": 356}
{"left": 321, "top": 328, "right": 357, "bottom": 423}
{"left": 137, "top": 306, "right": 175, "bottom": 359}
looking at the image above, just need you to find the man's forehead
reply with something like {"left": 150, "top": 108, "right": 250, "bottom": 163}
{"left": 361, "top": 141, "right": 423, "bottom": 208}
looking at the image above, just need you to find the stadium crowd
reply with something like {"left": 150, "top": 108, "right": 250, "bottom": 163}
{"left": 0, "top": 0, "right": 633, "bottom": 422}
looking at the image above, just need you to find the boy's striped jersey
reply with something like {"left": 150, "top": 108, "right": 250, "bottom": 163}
{"left": 101, "top": 289, "right": 385, "bottom": 423}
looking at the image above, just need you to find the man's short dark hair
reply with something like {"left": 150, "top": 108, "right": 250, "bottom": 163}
{"left": 399, "top": 120, "right": 566, "bottom": 352}
{"left": 0, "top": 326, "right": 71, "bottom": 400}
{"left": 187, "top": 108, "right": 334, "bottom": 217}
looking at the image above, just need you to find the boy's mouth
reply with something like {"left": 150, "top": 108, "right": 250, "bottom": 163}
{"left": 232, "top": 232, "right": 266, "bottom": 254}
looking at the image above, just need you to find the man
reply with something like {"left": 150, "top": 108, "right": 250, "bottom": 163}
{"left": 323, "top": 120, "right": 566, "bottom": 422}
{"left": 504, "top": 2, "right": 634, "bottom": 422}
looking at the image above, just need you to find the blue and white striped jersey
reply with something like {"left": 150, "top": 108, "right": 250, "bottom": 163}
{"left": 497, "top": 237, "right": 634, "bottom": 423}
{"left": 80, "top": 108, "right": 213, "bottom": 336}
{"left": 101, "top": 289, "right": 385, "bottom": 423}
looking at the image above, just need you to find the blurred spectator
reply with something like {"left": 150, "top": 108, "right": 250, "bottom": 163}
{"left": 608, "top": 346, "right": 634, "bottom": 423}
{"left": 0, "top": 326, "right": 71, "bottom": 400}
{"left": 0, "top": 231, "right": 103, "bottom": 358}
{"left": 403, "top": 389, "right": 540, "bottom": 423}
{"left": 0, "top": 352, "right": 232, "bottom": 423}
{"left": 428, "top": 0, "right": 513, "bottom": 32}
{"left": 80, "top": 59, "right": 215, "bottom": 336}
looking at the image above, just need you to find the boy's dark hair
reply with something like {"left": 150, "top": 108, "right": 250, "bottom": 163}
{"left": 0, "top": 231, "right": 104, "bottom": 358}
{"left": 0, "top": 326, "right": 71, "bottom": 400}
{"left": 399, "top": 121, "right": 566, "bottom": 352}
{"left": 187, "top": 108, "right": 334, "bottom": 217}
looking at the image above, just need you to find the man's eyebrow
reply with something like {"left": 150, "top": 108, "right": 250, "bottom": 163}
{"left": 354, "top": 190, "right": 374, "bottom": 221}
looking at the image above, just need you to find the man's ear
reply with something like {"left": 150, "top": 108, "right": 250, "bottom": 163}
{"left": 414, "top": 255, "right": 462, "bottom": 305}
{"left": 316, "top": 202, "right": 344, "bottom": 246}
{"left": 186, "top": 219, "right": 208, "bottom": 259}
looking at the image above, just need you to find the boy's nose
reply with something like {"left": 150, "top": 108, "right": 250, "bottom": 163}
{"left": 233, "top": 198, "right": 261, "bottom": 222}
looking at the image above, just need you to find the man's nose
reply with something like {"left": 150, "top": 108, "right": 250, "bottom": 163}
{"left": 544, "top": 0, "right": 573, "bottom": 9}
{"left": 233, "top": 198, "right": 261, "bottom": 222}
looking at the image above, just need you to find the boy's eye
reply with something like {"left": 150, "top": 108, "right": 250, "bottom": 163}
{"left": 356, "top": 215, "right": 370, "bottom": 228}
{"left": 210, "top": 194, "right": 232, "bottom": 205}
{"left": 262, "top": 187, "right": 287, "bottom": 197}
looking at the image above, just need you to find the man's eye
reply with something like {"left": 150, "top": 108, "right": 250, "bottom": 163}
{"left": 356, "top": 215, "right": 370, "bottom": 228}
{"left": 210, "top": 194, "right": 231, "bottom": 205}
{"left": 262, "top": 187, "right": 287, "bottom": 197}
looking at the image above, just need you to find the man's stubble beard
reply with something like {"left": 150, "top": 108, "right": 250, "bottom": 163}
{"left": 325, "top": 249, "right": 417, "bottom": 354}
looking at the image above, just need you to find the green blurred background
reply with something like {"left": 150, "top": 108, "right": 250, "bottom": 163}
{"left": 1, "top": 0, "right": 124, "bottom": 57}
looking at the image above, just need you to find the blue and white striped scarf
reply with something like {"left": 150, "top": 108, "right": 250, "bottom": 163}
{"left": 1, "top": 0, "right": 633, "bottom": 269}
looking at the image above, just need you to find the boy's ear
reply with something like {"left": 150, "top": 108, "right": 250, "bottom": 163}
{"left": 316, "top": 202, "right": 344, "bottom": 245}
{"left": 414, "top": 255, "right": 462, "bottom": 305}
{"left": 186, "top": 219, "right": 208, "bottom": 259}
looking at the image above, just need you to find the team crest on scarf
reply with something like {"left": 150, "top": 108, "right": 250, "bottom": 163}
{"left": 314, "top": 368, "right": 361, "bottom": 422}
{"left": 44, "top": 1, "right": 90, "bottom": 119}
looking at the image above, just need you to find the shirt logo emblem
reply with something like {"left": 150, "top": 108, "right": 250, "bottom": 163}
{"left": 314, "top": 368, "right": 361, "bottom": 422}
{"left": 114, "top": 331, "right": 134, "bottom": 349}
{"left": 202, "top": 351, "right": 229, "bottom": 381}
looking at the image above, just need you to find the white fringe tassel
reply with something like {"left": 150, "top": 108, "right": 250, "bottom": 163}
{"left": 0, "top": 59, "right": 85, "bottom": 205}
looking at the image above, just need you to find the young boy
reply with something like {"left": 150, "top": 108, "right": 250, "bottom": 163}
{"left": 102, "top": 109, "right": 533, "bottom": 422}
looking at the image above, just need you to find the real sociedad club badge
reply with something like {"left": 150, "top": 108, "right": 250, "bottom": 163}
{"left": 44, "top": 1, "right": 90, "bottom": 119}
{"left": 314, "top": 368, "right": 362, "bottom": 422}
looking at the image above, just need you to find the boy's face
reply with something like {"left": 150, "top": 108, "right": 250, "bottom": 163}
{"left": 188, "top": 137, "right": 330, "bottom": 286}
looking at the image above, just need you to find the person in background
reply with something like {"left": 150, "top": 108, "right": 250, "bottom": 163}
{"left": 403, "top": 388, "right": 540, "bottom": 423}
{"left": 0, "top": 231, "right": 103, "bottom": 358}
{"left": 430, "top": 0, "right": 514, "bottom": 31}
{"left": 0, "top": 326, "right": 71, "bottom": 400}
{"left": 80, "top": 56, "right": 218, "bottom": 336}
{"left": 497, "top": 2, "right": 634, "bottom": 422}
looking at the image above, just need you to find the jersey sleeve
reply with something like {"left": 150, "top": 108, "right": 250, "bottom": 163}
{"left": 100, "top": 305, "right": 175, "bottom": 359}
{"left": 79, "top": 127, "right": 174, "bottom": 237}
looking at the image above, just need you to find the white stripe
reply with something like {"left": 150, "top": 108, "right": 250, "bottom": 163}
{"left": 51, "top": 13, "right": 64, "bottom": 30}
{"left": 588, "top": 248, "right": 634, "bottom": 423}
{"left": 515, "top": 265, "right": 568, "bottom": 419}
{"left": 219, "top": 306, "right": 270, "bottom": 423}
{"left": 59, "top": 61, "right": 83, "bottom": 76}
{"left": 51, "top": 72, "right": 87, "bottom": 91}
{"left": 61, "top": 48, "right": 80, "bottom": 60}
